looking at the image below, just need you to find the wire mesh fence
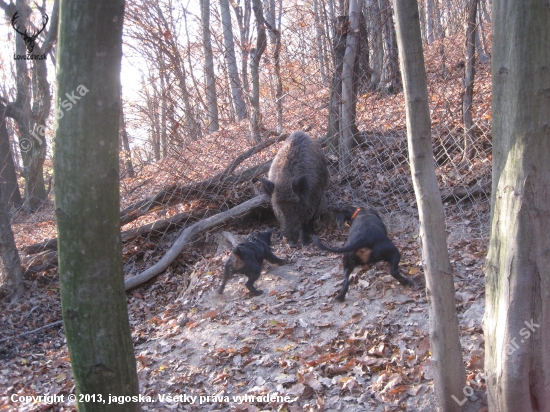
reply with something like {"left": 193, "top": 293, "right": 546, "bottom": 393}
{"left": 1, "top": 0, "right": 491, "bottom": 314}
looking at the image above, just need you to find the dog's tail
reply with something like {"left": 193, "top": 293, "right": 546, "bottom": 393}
{"left": 312, "top": 235, "right": 364, "bottom": 254}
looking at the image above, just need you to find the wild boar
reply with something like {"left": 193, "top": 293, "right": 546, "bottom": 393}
{"left": 216, "top": 229, "right": 286, "bottom": 296}
{"left": 313, "top": 206, "right": 413, "bottom": 301}
{"left": 261, "top": 131, "right": 328, "bottom": 247}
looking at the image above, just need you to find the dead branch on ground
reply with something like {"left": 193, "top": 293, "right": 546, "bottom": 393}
{"left": 124, "top": 195, "right": 270, "bottom": 290}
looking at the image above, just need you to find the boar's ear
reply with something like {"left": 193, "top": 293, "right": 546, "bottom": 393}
{"left": 292, "top": 176, "right": 310, "bottom": 200}
{"left": 261, "top": 178, "right": 275, "bottom": 196}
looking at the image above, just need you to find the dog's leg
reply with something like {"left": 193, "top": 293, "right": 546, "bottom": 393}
{"left": 336, "top": 253, "right": 355, "bottom": 301}
{"left": 244, "top": 263, "right": 264, "bottom": 296}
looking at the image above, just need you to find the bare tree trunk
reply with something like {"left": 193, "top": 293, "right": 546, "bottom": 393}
{"left": 153, "top": 3, "right": 201, "bottom": 141}
{"left": 314, "top": 0, "right": 328, "bottom": 86}
{"left": 220, "top": 0, "right": 248, "bottom": 120}
{"left": 484, "top": 1, "right": 550, "bottom": 410}
{"left": 339, "top": 0, "right": 361, "bottom": 173}
{"left": 201, "top": 0, "right": 220, "bottom": 133}
{"left": 327, "top": 16, "right": 348, "bottom": 155}
{"left": 231, "top": 0, "right": 251, "bottom": 94}
{"left": 475, "top": 5, "right": 490, "bottom": 63}
{"left": 263, "top": 0, "right": 276, "bottom": 43}
{"left": 380, "top": 0, "right": 401, "bottom": 93}
{"left": 426, "top": 0, "right": 435, "bottom": 43}
{"left": 461, "top": 0, "right": 477, "bottom": 165}
{"left": 250, "top": 0, "right": 267, "bottom": 143}
{"left": 435, "top": 1, "right": 444, "bottom": 39}
{"left": 393, "top": 1, "right": 466, "bottom": 410}
{"left": 265, "top": 4, "right": 283, "bottom": 133}
{"left": 54, "top": 1, "right": 140, "bottom": 409}
{"left": 10, "top": 1, "right": 46, "bottom": 212}
{"left": 147, "top": 87, "right": 161, "bottom": 161}
{"left": 0, "top": 104, "right": 22, "bottom": 207}
{"left": 119, "top": 97, "right": 135, "bottom": 178}
{"left": 0, "top": 186, "right": 25, "bottom": 303}
{"left": 160, "top": 70, "right": 168, "bottom": 158}
{"left": 366, "top": 0, "right": 383, "bottom": 90}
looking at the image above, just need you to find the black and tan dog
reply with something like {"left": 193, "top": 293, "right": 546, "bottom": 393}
{"left": 313, "top": 206, "right": 413, "bottom": 301}
{"left": 217, "top": 229, "right": 286, "bottom": 296}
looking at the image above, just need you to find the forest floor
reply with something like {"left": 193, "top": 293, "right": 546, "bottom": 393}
{"left": 1, "top": 25, "right": 492, "bottom": 412}
{"left": 1, "top": 208, "right": 488, "bottom": 412}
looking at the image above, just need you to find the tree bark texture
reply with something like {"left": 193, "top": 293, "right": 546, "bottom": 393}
{"left": 119, "top": 97, "right": 135, "bottom": 178}
{"left": 393, "top": 1, "right": 466, "bottom": 410}
{"left": 231, "top": 0, "right": 251, "bottom": 95}
{"left": 54, "top": 1, "right": 140, "bottom": 410}
{"left": 201, "top": 0, "right": 220, "bottom": 133}
{"left": 461, "top": 0, "right": 477, "bottom": 164}
{"left": 0, "top": 186, "right": 25, "bottom": 302}
{"left": 380, "top": 0, "right": 401, "bottom": 93}
{"left": 327, "top": 16, "right": 348, "bottom": 155}
{"left": 0, "top": 104, "right": 22, "bottom": 207}
{"left": 339, "top": 0, "right": 361, "bottom": 174}
{"left": 10, "top": 0, "right": 49, "bottom": 211}
{"left": 250, "top": 0, "right": 267, "bottom": 142}
{"left": 219, "top": 0, "right": 248, "bottom": 120}
{"left": 484, "top": 0, "right": 550, "bottom": 410}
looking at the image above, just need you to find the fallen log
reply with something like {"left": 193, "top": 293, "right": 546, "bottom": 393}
{"left": 120, "top": 159, "right": 272, "bottom": 226}
{"left": 440, "top": 182, "right": 490, "bottom": 202}
{"left": 22, "top": 250, "right": 58, "bottom": 275}
{"left": 22, "top": 170, "right": 267, "bottom": 256}
{"left": 21, "top": 207, "right": 218, "bottom": 273}
{"left": 124, "top": 194, "right": 270, "bottom": 290}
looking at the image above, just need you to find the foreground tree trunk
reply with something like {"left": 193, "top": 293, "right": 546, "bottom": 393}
{"left": 484, "top": 1, "right": 550, "bottom": 410}
{"left": 54, "top": 1, "right": 140, "bottom": 410}
{"left": 393, "top": 1, "right": 466, "bottom": 410}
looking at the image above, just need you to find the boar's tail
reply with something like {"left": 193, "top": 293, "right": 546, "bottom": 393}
{"left": 312, "top": 235, "right": 364, "bottom": 254}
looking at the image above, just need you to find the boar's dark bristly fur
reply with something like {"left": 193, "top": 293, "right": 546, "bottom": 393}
{"left": 217, "top": 229, "right": 286, "bottom": 296}
{"left": 261, "top": 131, "right": 328, "bottom": 247}
{"left": 313, "top": 206, "right": 413, "bottom": 302}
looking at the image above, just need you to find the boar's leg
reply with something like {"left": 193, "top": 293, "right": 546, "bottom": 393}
{"left": 244, "top": 262, "right": 264, "bottom": 296}
{"left": 301, "top": 216, "right": 316, "bottom": 246}
{"left": 335, "top": 252, "right": 357, "bottom": 302}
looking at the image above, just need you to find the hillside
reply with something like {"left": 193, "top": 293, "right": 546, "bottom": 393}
{"left": 1, "top": 27, "right": 491, "bottom": 412}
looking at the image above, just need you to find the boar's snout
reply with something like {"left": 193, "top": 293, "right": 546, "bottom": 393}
{"left": 279, "top": 220, "right": 301, "bottom": 247}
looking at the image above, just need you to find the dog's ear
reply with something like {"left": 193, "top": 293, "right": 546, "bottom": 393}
{"left": 336, "top": 207, "right": 354, "bottom": 229}
{"left": 261, "top": 178, "right": 275, "bottom": 196}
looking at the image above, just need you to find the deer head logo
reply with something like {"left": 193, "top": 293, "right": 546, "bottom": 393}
{"left": 11, "top": 10, "right": 49, "bottom": 54}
